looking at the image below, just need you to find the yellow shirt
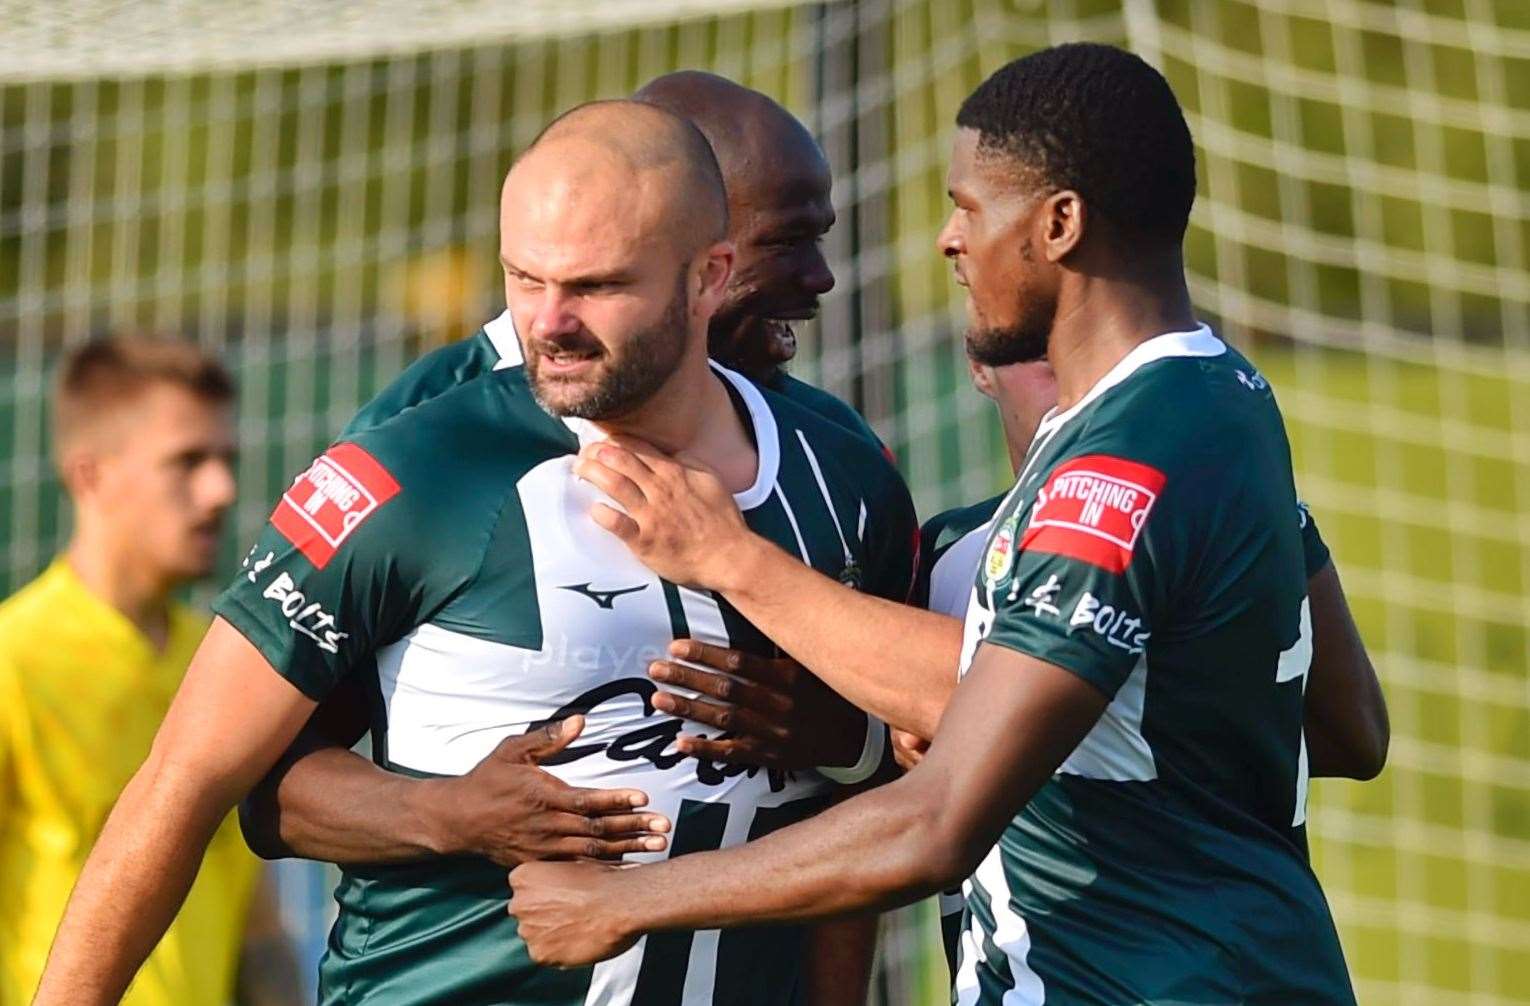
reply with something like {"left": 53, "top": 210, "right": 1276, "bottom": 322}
{"left": 0, "top": 560, "right": 259, "bottom": 1006}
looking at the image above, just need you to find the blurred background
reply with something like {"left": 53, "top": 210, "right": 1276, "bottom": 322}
{"left": 1, "top": 1, "right": 1526, "bottom": 1002}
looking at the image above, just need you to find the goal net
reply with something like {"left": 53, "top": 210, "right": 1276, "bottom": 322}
{"left": 1, "top": 2, "right": 1525, "bottom": 1003}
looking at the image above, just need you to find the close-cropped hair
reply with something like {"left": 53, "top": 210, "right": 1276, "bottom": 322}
{"left": 957, "top": 42, "right": 1197, "bottom": 245}
{"left": 52, "top": 335, "right": 235, "bottom": 456}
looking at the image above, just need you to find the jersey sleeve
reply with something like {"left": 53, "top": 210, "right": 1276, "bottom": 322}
{"left": 1298, "top": 500, "right": 1331, "bottom": 577}
{"left": 211, "top": 441, "right": 465, "bottom": 700}
{"left": 982, "top": 453, "right": 1172, "bottom": 699}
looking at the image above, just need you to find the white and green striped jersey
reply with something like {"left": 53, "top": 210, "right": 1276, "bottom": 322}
{"left": 215, "top": 316, "right": 917, "bottom": 1006}
{"left": 945, "top": 326, "right": 1353, "bottom": 1005}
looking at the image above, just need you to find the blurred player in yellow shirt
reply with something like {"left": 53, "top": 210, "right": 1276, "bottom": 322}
{"left": 0, "top": 337, "right": 299, "bottom": 1006}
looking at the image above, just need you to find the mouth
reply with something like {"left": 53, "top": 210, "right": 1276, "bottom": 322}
{"left": 533, "top": 342, "right": 604, "bottom": 377}
{"left": 762, "top": 318, "right": 799, "bottom": 357}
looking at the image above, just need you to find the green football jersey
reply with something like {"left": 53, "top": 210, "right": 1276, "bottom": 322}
{"left": 951, "top": 326, "right": 1354, "bottom": 1005}
{"left": 214, "top": 337, "right": 917, "bottom": 1006}
{"left": 919, "top": 490, "right": 1334, "bottom": 985}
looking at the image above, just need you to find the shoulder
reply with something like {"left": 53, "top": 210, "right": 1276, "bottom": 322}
{"left": 1074, "top": 342, "right": 1282, "bottom": 478}
{"left": 350, "top": 365, "right": 570, "bottom": 482}
{"left": 0, "top": 567, "right": 66, "bottom": 648}
{"left": 765, "top": 372, "right": 882, "bottom": 449}
{"left": 300, "top": 368, "right": 574, "bottom": 562}
{"left": 343, "top": 325, "right": 508, "bottom": 436}
{"left": 760, "top": 378, "right": 904, "bottom": 500}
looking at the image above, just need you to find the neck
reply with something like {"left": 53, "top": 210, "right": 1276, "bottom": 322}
{"left": 999, "top": 411, "right": 1027, "bottom": 475}
{"left": 1047, "top": 254, "right": 1197, "bottom": 411}
{"left": 65, "top": 517, "right": 174, "bottom": 648}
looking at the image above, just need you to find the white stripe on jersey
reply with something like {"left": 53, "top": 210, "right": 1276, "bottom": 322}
{"left": 793, "top": 429, "right": 853, "bottom": 563}
{"left": 1056, "top": 653, "right": 1155, "bottom": 781}
{"left": 955, "top": 849, "right": 1046, "bottom": 1005}
{"left": 773, "top": 485, "right": 813, "bottom": 565}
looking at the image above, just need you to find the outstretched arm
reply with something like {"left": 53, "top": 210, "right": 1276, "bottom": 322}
{"left": 507, "top": 642, "right": 1108, "bottom": 964}
{"left": 35, "top": 619, "right": 317, "bottom": 1006}
{"left": 575, "top": 440, "right": 962, "bottom": 739}
{"left": 1303, "top": 561, "right": 1389, "bottom": 780}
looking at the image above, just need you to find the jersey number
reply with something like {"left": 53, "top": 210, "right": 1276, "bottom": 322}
{"left": 1275, "top": 597, "right": 1313, "bottom": 826}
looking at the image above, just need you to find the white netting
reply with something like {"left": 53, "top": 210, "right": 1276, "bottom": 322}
{"left": 1, "top": 2, "right": 1526, "bottom": 1003}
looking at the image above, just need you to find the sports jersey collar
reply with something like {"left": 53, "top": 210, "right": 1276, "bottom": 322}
{"left": 483, "top": 309, "right": 523, "bottom": 369}
{"left": 1032, "top": 323, "right": 1224, "bottom": 439}
{"left": 550, "top": 362, "right": 779, "bottom": 511}
{"left": 483, "top": 310, "right": 779, "bottom": 506}
{"left": 708, "top": 360, "right": 780, "bottom": 510}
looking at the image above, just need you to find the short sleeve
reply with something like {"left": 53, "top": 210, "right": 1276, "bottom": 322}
{"left": 212, "top": 442, "right": 454, "bottom": 700}
{"left": 1298, "top": 500, "right": 1331, "bottom": 578}
{"left": 982, "top": 454, "right": 1169, "bottom": 698}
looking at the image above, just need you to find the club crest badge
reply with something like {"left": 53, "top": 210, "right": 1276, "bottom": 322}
{"left": 985, "top": 513, "right": 1019, "bottom": 585}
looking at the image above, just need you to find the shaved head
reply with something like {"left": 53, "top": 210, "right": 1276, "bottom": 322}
{"left": 633, "top": 72, "right": 836, "bottom": 379}
{"left": 516, "top": 99, "right": 728, "bottom": 253}
{"left": 499, "top": 99, "right": 735, "bottom": 421}
{"left": 634, "top": 71, "right": 828, "bottom": 197}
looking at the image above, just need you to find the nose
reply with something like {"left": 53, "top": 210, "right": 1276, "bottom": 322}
{"left": 937, "top": 211, "right": 963, "bottom": 259}
{"left": 799, "top": 247, "right": 835, "bottom": 297}
{"left": 530, "top": 288, "right": 582, "bottom": 341}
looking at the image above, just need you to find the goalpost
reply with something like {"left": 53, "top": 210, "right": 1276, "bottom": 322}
{"left": 1, "top": 2, "right": 1525, "bottom": 1003}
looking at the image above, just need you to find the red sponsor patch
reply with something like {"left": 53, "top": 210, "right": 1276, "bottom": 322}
{"left": 271, "top": 443, "right": 400, "bottom": 569}
{"left": 1020, "top": 454, "right": 1165, "bottom": 573}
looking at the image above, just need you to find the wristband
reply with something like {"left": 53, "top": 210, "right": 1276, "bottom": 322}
{"left": 818, "top": 712, "right": 886, "bottom": 785}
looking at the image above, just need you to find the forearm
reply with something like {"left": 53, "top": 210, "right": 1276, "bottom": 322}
{"left": 242, "top": 745, "right": 455, "bottom": 865}
{"left": 35, "top": 757, "right": 233, "bottom": 1005}
{"left": 720, "top": 536, "right": 962, "bottom": 738}
{"left": 613, "top": 772, "right": 955, "bottom": 935}
{"left": 801, "top": 913, "right": 879, "bottom": 1006}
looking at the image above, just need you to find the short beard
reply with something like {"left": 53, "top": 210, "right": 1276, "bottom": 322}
{"left": 527, "top": 274, "right": 691, "bottom": 420}
{"left": 965, "top": 320, "right": 1049, "bottom": 367}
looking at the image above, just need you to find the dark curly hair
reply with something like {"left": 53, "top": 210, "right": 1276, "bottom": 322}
{"left": 956, "top": 43, "right": 1196, "bottom": 245}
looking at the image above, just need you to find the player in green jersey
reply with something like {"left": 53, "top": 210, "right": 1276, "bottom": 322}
{"left": 238, "top": 72, "right": 884, "bottom": 868}
{"left": 232, "top": 72, "right": 894, "bottom": 1006}
{"left": 36, "top": 101, "right": 917, "bottom": 1006}
{"left": 507, "top": 44, "right": 1387, "bottom": 1005}
{"left": 911, "top": 357, "right": 1382, "bottom": 983}
{"left": 232, "top": 72, "right": 893, "bottom": 1001}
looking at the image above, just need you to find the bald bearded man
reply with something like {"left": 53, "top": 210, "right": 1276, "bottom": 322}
{"left": 238, "top": 71, "right": 888, "bottom": 881}
{"left": 34, "top": 100, "right": 917, "bottom": 1006}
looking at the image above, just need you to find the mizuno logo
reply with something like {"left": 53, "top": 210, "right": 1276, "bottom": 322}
{"left": 560, "top": 582, "right": 649, "bottom": 609}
